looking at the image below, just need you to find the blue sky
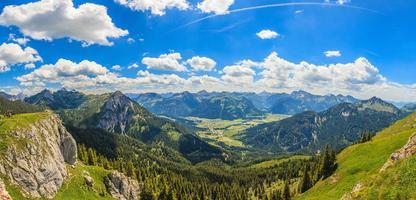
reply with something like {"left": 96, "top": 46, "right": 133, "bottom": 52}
{"left": 0, "top": 0, "right": 416, "bottom": 101}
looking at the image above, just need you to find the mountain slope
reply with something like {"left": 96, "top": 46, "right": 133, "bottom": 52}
{"left": 241, "top": 97, "right": 403, "bottom": 153}
{"left": 28, "top": 90, "right": 225, "bottom": 163}
{"left": 268, "top": 90, "right": 359, "bottom": 115}
{"left": 0, "top": 96, "right": 42, "bottom": 114}
{"left": 297, "top": 112, "right": 416, "bottom": 200}
{"left": 134, "top": 92, "right": 263, "bottom": 120}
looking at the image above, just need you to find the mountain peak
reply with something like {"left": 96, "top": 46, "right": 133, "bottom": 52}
{"left": 111, "top": 91, "right": 125, "bottom": 97}
{"left": 359, "top": 97, "right": 399, "bottom": 114}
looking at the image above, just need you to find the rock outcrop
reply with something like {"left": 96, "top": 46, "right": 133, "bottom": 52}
{"left": 0, "top": 113, "right": 77, "bottom": 199}
{"left": 380, "top": 133, "right": 416, "bottom": 171}
{"left": 104, "top": 171, "right": 142, "bottom": 200}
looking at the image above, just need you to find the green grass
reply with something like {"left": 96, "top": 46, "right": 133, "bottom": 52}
{"left": 297, "top": 113, "right": 416, "bottom": 200}
{"left": 250, "top": 155, "right": 311, "bottom": 169}
{"left": 189, "top": 114, "right": 288, "bottom": 148}
{"left": 355, "top": 155, "right": 416, "bottom": 199}
{"left": 54, "top": 163, "right": 114, "bottom": 200}
{"left": 0, "top": 112, "right": 49, "bottom": 156}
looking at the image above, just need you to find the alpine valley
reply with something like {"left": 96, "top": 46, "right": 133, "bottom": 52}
{"left": 0, "top": 88, "right": 415, "bottom": 200}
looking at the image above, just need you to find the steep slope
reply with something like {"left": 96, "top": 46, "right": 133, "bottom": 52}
{"left": 297, "top": 112, "right": 416, "bottom": 200}
{"left": 0, "top": 112, "right": 77, "bottom": 199}
{"left": 241, "top": 97, "right": 402, "bottom": 153}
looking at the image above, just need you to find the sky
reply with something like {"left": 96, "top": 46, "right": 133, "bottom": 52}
{"left": 0, "top": 0, "right": 416, "bottom": 101}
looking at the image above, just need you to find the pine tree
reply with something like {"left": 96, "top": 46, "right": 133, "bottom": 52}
{"left": 281, "top": 180, "right": 291, "bottom": 200}
{"left": 298, "top": 167, "right": 312, "bottom": 193}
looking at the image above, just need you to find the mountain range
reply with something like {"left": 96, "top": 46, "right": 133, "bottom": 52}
{"left": 130, "top": 90, "right": 362, "bottom": 119}
{"left": 240, "top": 97, "right": 406, "bottom": 154}
{"left": 23, "top": 89, "right": 225, "bottom": 163}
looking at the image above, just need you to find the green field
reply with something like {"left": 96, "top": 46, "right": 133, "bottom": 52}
{"left": 250, "top": 155, "right": 311, "bottom": 169}
{"left": 187, "top": 114, "right": 288, "bottom": 148}
{"left": 297, "top": 112, "right": 416, "bottom": 200}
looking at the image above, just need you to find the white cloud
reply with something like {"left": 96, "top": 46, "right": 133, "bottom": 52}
{"left": 197, "top": 0, "right": 234, "bottom": 15}
{"left": 186, "top": 56, "right": 216, "bottom": 71}
{"left": 325, "top": 0, "right": 351, "bottom": 5}
{"left": 221, "top": 65, "right": 255, "bottom": 84}
{"left": 324, "top": 50, "right": 342, "bottom": 57}
{"left": 128, "top": 63, "right": 139, "bottom": 69}
{"left": 112, "top": 65, "right": 122, "bottom": 71}
{"left": 256, "top": 29, "right": 279, "bottom": 39}
{"left": 142, "top": 53, "right": 187, "bottom": 71}
{"left": 14, "top": 52, "right": 416, "bottom": 101}
{"left": 8, "top": 34, "right": 30, "bottom": 45}
{"left": 0, "top": 0, "right": 128, "bottom": 46}
{"left": 127, "top": 38, "right": 135, "bottom": 43}
{"left": 0, "top": 43, "right": 42, "bottom": 72}
{"left": 17, "top": 58, "right": 109, "bottom": 86}
{"left": 24, "top": 63, "right": 36, "bottom": 69}
{"left": 115, "top": 0, "right": 190, "bottom": 16}
{"left": 295, "top": 10, "right": 304, "bottom": 14}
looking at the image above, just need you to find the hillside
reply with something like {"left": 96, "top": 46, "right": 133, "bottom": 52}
{"left": 0, "top": 96, "right": 42, "bottom": 114}
{"left": 241, "top": 97, "right": 403, "bottom": 154}
{"left": 297, "top": 112, "right": 416, "bottom": 199}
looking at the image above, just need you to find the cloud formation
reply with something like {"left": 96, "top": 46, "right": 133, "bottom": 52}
{"left": 15, "top": 53, "right": 416, "bottom": 101}
{"left": 186, "top": 56, "right": 216, "bottom": 71}
{"left": 0, "top": 0, "right": 128, "bottom": 46}
{"left": 142, "top": 53, "right": 187, "bottom": 72}
{"left": 197, "top": 0, "right": 234, "bottom": 15}
{"left": 115, "top": 0, "right": 190, "bottom": 16}
{"left": 0, "top": 43, "right": 42, "bottom": 72}
{"left": 324, "top": 50, "right": 342, "bottom": 57}
{"left": 257, "top": 30, "right": 279, "bottom": 39}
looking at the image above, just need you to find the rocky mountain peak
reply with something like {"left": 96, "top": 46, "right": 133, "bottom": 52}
{"left": 96, "top": 91, "right": 139, "bottom": 134}
{"left": 358, "top": 97, "right": 399, "bottom": 114}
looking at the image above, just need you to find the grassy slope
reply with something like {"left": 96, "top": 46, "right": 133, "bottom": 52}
{"left": 356, "top": 155, "right": 416, "bottom": 199}
{"left": 0, "top": 112, "right": 49, "bottom": 156}
{"left": 250, "top": 155, "right": 311, "bottom": 169}
{"left": 298, "top": 112, "right": 416, "bottom": 200}
{"left": 54, "top": 164, "right": 114, "bottom": 200}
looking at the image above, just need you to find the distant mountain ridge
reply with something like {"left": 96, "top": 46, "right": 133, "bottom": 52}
{"left": 131, "top": 90, "right": 360, "bottom": 118}
{"left": 240, "top": 97, "right": 406, "bottom": 154}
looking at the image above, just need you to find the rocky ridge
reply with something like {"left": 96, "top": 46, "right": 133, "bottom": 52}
{"left": 0, "top": 113, "right": 77, "bottom": 199}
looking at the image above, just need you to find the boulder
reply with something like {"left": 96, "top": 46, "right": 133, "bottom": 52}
{"left": 104, "top": 171, "right": 142, "bottom": 200}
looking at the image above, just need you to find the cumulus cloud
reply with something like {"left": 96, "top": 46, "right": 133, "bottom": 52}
{"left": 0, "top": 43, "right": 42, "bottom": 72}
{"left": 197, "top": 0, "right": 234, "bottom": 15}
{"left": 112, "top": 65, "right": 122, "bottom": 71}
{"left": 256, "top": 30, "right": 279, "bottom": 39}
{"left": 115, "top": 0, "right": 190, "bottom": 16}
{"left": 14, "top": 53, "right": 416, "bottom": 101}
{"left": 324, "top": 50, "right": 342, "bottom": 57}
{"left": 221, "top": 65, "right": 255, "bottom": 84}
{"left": 128, "top": 63, "right": 139, "bottom": 69}
{"left": 0, "top": 0, "right": 128, "bottom": 46}
{"left": 142, "top": 53, "right": 187, "bottom": 72}
{"left": 17, "top": 58, "right": 109, "bottom": 86}
{"left": 186, "top": 56, "right": 216, "bottom": 71}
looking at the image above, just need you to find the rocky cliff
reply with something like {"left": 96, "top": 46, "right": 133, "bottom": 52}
{"left": 0, "top": 112, "right": 77, "bottom": 199}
